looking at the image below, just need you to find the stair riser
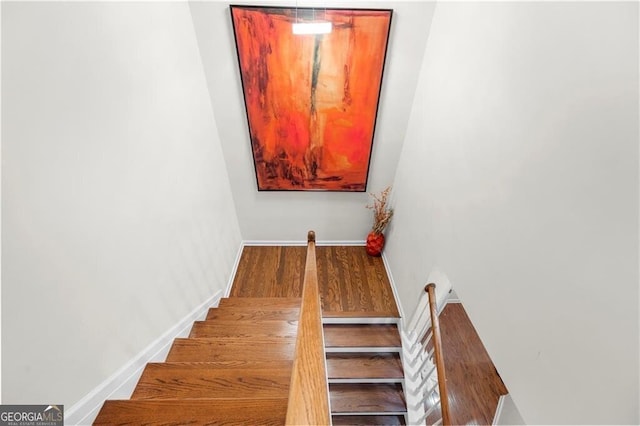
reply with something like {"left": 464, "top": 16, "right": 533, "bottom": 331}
{"left": 332, "top": 414, "right": 407, "bottom": 426}
{"left": 330, "top": 378, "right": 405, "bottom": 384}
{"left": 326, "top": 347, "right": 401, "bottom": 353}
{"left": 323, "top": 317, "right": 401, "bottom": 324}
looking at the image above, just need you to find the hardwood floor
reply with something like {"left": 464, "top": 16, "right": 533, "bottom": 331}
{"left": 231, "top": 245, "right": 404, "bottom": 423}
{"left": 439, "top": 302, "right": 509, "bottom": 425}
{"left": 229, "top": 245, "right": 507, "bottom": 424}
{"left": 94, "top": 298, "right": 301, "bottom": 424}
{"left": 317, "top": 246, "right": 399, "bottom": 316}
{"left": 230, "top": 246, "right": 306, "bottom": 298}
{"left": 230, "top": 245, "right": 399, "bottom": 316}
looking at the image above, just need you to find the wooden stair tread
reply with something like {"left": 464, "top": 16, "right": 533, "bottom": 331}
{"left": 94, "top": 398, "right": 288, "bottom": 425}
{"left": 189, "top": 320, "right": 298, "bottom": 339}
{"left": 323, "top": 311, "right": 400, "bottom": 319}
{"left": 206, "top": 306, "right": 300, "bottom": 321}
{"left": 332, "top": 415, "right": 407, "bottom": 425}
{"left": 174, "top": 336, "right": 296, "bottom": 345}
{"left": 329, "top": 383, "right": 406, "bottom": 413}
{"left": 167, "top": 338, "right": 295, "bottom": 362}
{"left": 218, "top": 297, "right": 301, "bottom": 308}
{"left": 326, "top": 353, "right": 403, "bottom": 380}
{"left": 324, "top": 324, "right": 401, "bottom": 348}
{"left": 132, "top": 360, "right": 293, "bottom": 369}
{"left": 131, "top": 363, "right": 291, "bottom": 399}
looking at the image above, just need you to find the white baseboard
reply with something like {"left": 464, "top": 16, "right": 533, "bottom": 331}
{"left": 447, "top": 289, "right": 461, "bottom": 304}
{"left": 381, "top": 252, "right": 406, "bottom": 324}
{"left": 242, "top": 240, "right": 308, "bottom": 246}
{"left": 242, "top": 239, "right": 365, "bottom": 246}
{"left": 64, "top": 289, "right": 223, "bottom": 426}
{"left": 492, "top": 394, "right": 525, "bottom": 425}
{"left": 493, "top": 394, "right": 506, "bottom": 425}
{"left": 316, "top": 240, "right": 365, "bottom": 246}
{"left": 225, "top": 242, "right": 246, "bottom": 297}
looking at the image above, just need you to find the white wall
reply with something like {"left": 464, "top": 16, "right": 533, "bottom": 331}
{"left": 2, "top": 1, "right": 241, "bottom": 408}
{"left": 385, "top": 1, "right": 638, "bottom": 424}
{"left": 494, "top": 394, "right": 525, "bottom": 425}
{"left": 0, "top": 0, "right": 3, "bottom": 402}
{"left": 189, "top": 0, "right": 435, "bottom": 241}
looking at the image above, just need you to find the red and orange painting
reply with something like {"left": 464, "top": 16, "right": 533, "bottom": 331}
{"left": 230, "top": 6, "right": 392, "bottom": 191}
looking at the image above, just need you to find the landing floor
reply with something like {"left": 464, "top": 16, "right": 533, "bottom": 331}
{"left": 229, "top": 245, "right": 399, "bottom": 317}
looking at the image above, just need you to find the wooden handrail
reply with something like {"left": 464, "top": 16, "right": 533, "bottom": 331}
{"left": 425, "top": 283, "right": 451, "bottom": 425}
{"left": 285, "top": 231, "right": 331, "bottom": 425}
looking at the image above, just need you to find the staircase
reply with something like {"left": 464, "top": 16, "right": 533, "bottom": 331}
{"left": 94, "top": 297, "right": 301, "bottom": 425}
{"left": 94, "top": 232, "right": 412, "bottom": 425}
{"left": 323, "top": 314, "right": 407, "bottom": 425}
{"left": 94, "top": 301, "right": 409, "bottom": 425}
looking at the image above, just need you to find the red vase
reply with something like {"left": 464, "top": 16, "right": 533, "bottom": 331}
{"left": 366, "top": 232, "right": 385, "bottom": 256}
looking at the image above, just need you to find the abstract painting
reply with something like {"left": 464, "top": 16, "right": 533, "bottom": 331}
{"left": 230, "top": 5, "right": 393, "bottom": 191}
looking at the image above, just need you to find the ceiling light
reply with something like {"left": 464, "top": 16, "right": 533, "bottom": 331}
{"left": 292, "top": 21, "right": 332, "bottom": 35}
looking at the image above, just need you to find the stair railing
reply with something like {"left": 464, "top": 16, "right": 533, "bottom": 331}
{"left": 403, "top": 282, "right": 451, "bottom": 425}
{"left": 285, "top": 231, "right": 331, "bottom": 425}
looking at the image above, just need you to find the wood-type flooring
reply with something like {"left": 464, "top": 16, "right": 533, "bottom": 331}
{"left": 230, "top": 245, "right": 399, "bottom": 316}
{"left": 440, "top": 302, "right": 509, "bottom": 425}
{"left": 229, "top": 245, "right": 507, "bottom": 424}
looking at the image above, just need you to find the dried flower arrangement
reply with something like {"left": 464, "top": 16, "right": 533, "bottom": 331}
{"left": 367, "top": 186, "right": 394, "bottom": 234}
